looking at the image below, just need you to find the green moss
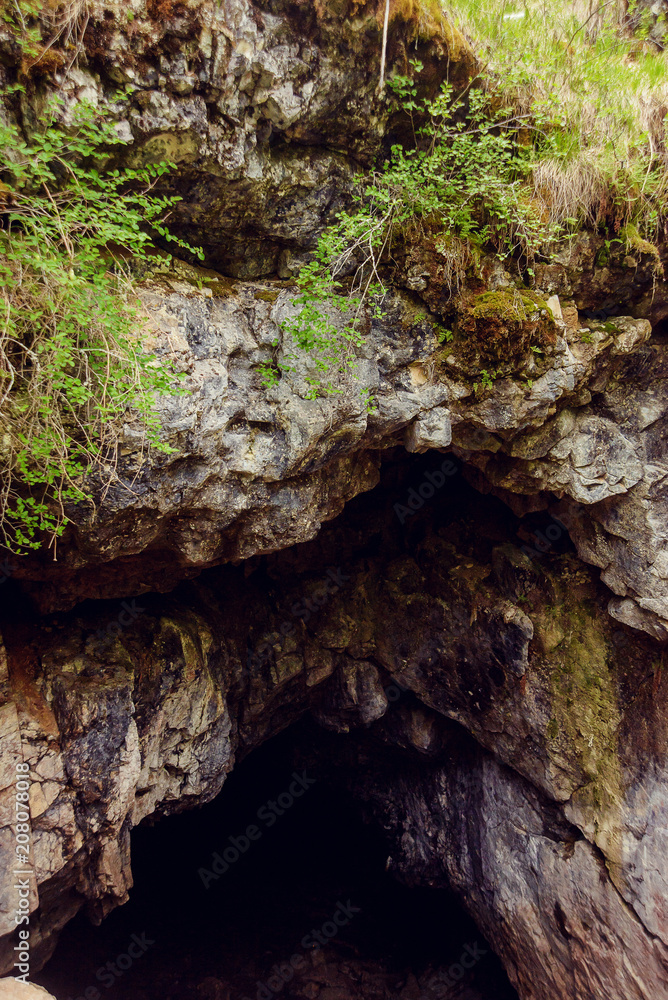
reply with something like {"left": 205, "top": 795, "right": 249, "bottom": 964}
{"left": 621, "top": 224, "right": 662, "bottom": 268}
{"left": 534, "top": 582, "right": 626, "bottom": 872}
{"left": 254, "top": 289, "right": 281, "bottom": 303}
{"left": 595, "top": 245, "right": 610, "bottom": 267}
{"left": 139, "top": 254, "right": 238, "bottom": 298}
{"left": 203, "top": 279, "right": 238, "bottom": 297}
{"left": 458, "top": 288, "right": 556, "bottom": 370}
{"left": 391, "top": 0, "right": 471, "bottom": 50}
{"left": 397, "top": 292, "right": 434, "bottom": 329}
{"left": 471, "top": 289, "right": 549, "bottom": 322}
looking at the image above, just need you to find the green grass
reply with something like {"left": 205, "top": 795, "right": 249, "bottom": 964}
{"left": 442, "top": 0, "right": 668, "bottom": 236}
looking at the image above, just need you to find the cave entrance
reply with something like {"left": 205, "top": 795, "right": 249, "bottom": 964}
{"left": 651, "top": 315, "right": 668, "bottom": 343}
{"left": 34, "top": 721, "right": 518, "bottom": 1000}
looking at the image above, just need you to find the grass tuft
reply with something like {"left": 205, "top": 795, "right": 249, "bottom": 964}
{"left": 442, "top": 0, "right": 668, "bottom": 240}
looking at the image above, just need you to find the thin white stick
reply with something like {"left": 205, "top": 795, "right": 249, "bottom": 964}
{"left": 378, "top": 0, "right": 390, "bottom": 93}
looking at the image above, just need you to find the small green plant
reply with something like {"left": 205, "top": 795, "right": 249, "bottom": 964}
{"left": 278, "top": 267, "right": 371, "bottom": 400}
{"left": 360, "top": 387, "right": 378, "bottom": 413}
{"left": 436, "top": 325, "right": 454, "bottom": 343}
{"left": 258, "top": 5, "right": 666, "bottom": 402}
{"left": 0, "top": 93, "right": 201, "bottom": 553}
{"left": 0, "top": 0, "right": 91, "bottom": 68}
{"left": 473, "top": 368, "right": 500, "bottom": 391}
{"left": 263, "top": 65, "right": 557, "bottom": 400}
{"left": 257, "top": 360, "right": 281, "bottom": 390}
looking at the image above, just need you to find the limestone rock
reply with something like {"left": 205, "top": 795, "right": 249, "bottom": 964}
{"left": 3, "top": 488, "right": 668, "bottom": 999}
{"left": 2, "top": 6, "right": 668, "bottom": 998}
{"left": 0, "top": 0, "right": 473, "bottom": 278}
{"left": 0, "top": 982, "right": 56, "bottom": 1000}
{"left": 0, "top": 2, "right": 666, "bottom": 646}
{"left": 356, "top": 750, "right": 668, "bottom": 1000}
{"left": 9, "top": 273, "right": 665, "bottom": 646}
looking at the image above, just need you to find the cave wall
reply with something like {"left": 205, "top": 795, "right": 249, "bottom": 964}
{"left": 1, "top": 3, "right": 668, "bottom": 998}
{"left": 2, "top": 465, "right": 668, "bottom": 998}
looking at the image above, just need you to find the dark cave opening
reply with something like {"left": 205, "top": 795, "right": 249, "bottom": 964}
{"left": 651, "top": 315, "right": 668, "bottom": 343}
{"left": 7, "top": 445, "right": 602, "bottom": 1000}
{"left": 0, "top": 445, "right": 579, "bottom": 638}
{"left": 33, "top": 720, "right": 519, "bottom": 1000}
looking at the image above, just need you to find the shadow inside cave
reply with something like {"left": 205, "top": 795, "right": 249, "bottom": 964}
{"left": 34, "top": 721, "right": 518, "bottom": 1000}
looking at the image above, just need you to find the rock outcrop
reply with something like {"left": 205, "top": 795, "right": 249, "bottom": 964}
{"left": 2, "top": 0, "right": 473, "bottom": 277}
{"left": 0, "top": 980, "right": 56, "bottom": 1000}
{"left": 3, "top": 0, "right": 667, "bottom": 643}
{"left": 2, "top": 471, "right": 668, "bottom": 997}
{"left": 2, "top": 3, "right": 668, "bottom": 999}
{"left": 11, "top": 265, "right": 668, "bottom": 647}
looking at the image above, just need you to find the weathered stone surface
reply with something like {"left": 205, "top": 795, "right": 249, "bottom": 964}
{"left": 2, "top": 476, "right": 668, "bottom": 1000}
{"left": 1, "top": 0, "right": 666, "bottom": 640}
{"left": 10, "top": 271, "right": 665, "bottom": 647}
{"left": 1, "top": 0, "right": 473, "bottom": 278}
{"left": 458, "top": 337, "right": 668, "bottom": 639}
{"left": 2, "top": 5, "right": 668, "bottom": 998}
{"left": 1, "top": 1, "right": 667, "bottom": 646}
{"left": 353, "top": 749, "right": 668, "bottom": 1000}
{"left": 0, "top": 981, "right": 56, "bottom": 1000}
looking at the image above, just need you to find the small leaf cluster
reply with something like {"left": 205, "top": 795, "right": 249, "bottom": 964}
{"left": 0, "top": 93, "right": 201, "bottom": 553}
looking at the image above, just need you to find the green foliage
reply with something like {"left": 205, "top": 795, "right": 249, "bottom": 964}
{"left": 270, "top": 238, "right": 386, "bottom": 401}
{"left": 436, "top": 325, "right": 453, "bottom": 343}
{"left": 260, "top": 2, "right": 668, "bottom": 402}
{"left": 0, "top": 94, "right": 200, "bottom": 553}
{"left": 0, "top": 0, "right": 91, "bottom": 67}
{"left": 473, "top": 368, "right": 499, "bottom": 391}
{"left": 383, "top": 66, "right": 554, "bottom": 261}
{"left": 279, "top": 265, "right": 367, "bottom": 400}
{"left": 262, "top": 61, "right": 556, "bottom": 400}
{"left": 445, "top": 0, "right": 668, "bottom": 236}
{"left": 0, "top": 0, "right": 48, "bottom": 59}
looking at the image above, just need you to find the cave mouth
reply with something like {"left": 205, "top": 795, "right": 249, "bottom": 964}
{"left": 34, "top": 720, "right": 518, "bottom": 1000}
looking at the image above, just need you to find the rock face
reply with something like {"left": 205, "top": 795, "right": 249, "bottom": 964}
{"left": 0, "top": 981, "right": 56, "bottom": 1000}
{"left": 458, "top": 333, "right": 668, "bottom": 641}
{"left": 2, "top": 2, "right": 668, "bottom": 999}
{"left": 345, "top": 742, "right": 668, "bottom": 1000}
{"left": 3, "top": 0, "right": 667, "bottom": 644}
{"left": 11, "top": 267, "right": 665, "bottom": 643}
{"left": 2, "top": 473, "right": 668, "bottom": 997}
{"left": 4, "top": 0, "right": 472, "bottom": 278}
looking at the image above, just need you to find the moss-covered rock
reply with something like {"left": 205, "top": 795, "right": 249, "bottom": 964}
{"left": 457, "top": 288, "right": 557, "bottom": 365}
{"left": 620, "top": 224, "right": 663, "bottom": 273}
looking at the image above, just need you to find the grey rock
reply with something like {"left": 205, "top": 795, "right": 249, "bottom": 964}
{"left": 3, "top": 513, "right": 668, "bottom": 998}
{"left": 2, "top": 7, "right": 668, "bottom": 998}
{"left": 404, "top": 406, "right": 452, "bottom": 453}
{"left": 13, "top": 274, "right": 664, "bottom": 650}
